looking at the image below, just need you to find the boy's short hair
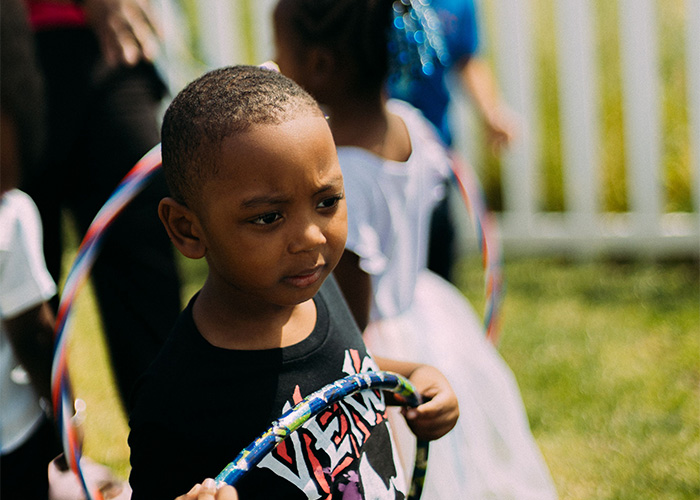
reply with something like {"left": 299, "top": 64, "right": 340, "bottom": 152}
{"left": 161, "top": 65, "right": 323, "bottom": 206}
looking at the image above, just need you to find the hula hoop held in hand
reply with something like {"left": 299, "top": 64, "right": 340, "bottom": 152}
{"left": 216, "top": 370, "right": 430, "bottom": 499}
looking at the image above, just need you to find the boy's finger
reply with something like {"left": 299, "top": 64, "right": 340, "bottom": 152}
{"left": 402, "top": 394, "right": 459, "bottom": 438}
{"left": 404, "top": 407, "right": 419, "bottom": 420}
{"left": 198, "top": 478, "right": 218, "bottom": 499}
{"left": 176, "top": 479, "right": 236, "bottom": 500}
{"left": 217, "top": 485, "right": 239, "bottom": 500}
{"left": 408, "top": 395, "right": 448, "bottom": 419}
{"left": 175, "top": 483, "right": 200, "bottom": 500}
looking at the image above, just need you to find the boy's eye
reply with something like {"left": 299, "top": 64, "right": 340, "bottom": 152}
{"left": 317, "top": 194, "right": 343, "bottom": 210}
{"left": 250, "top": 212, "right": 282, "bottom": 225}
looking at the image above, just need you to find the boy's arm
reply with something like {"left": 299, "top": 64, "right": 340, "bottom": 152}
{"left": 374, "top": 356, "right": 459, "bottom": 441}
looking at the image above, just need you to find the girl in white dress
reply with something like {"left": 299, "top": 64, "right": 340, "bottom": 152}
{"left": 273, "top": 0, "right": 558, "bottom": 497}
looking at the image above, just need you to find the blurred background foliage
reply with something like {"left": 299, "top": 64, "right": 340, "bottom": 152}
{"left": 476, "top": 0, "right": 692, "bottom": 214}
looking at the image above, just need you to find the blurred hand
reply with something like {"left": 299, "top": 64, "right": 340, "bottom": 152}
{"left": 459, "top": 57, "right": 520, "bottom": 154}
{"left": 175, "top": 479, "right": 239, "bottom": 500}
{"left": 83, "top": 0, "right": 160, "bottom": 67}
{"left": 483, "top": 104, "right": 519, "bottom": 154}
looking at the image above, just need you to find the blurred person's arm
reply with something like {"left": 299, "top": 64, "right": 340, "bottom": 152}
{"left": 456, "top": 55, "right": 518, "bottom": 153}
{"left": 83, "top": 0, "right": 160, "bottom": 67}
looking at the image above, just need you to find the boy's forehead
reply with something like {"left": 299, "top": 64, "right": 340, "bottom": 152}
{"left": 212, "top": 114, "right": 337, "bottom": 179}
{"left": 220, "top": 113, "right": 330, "bottom": 153}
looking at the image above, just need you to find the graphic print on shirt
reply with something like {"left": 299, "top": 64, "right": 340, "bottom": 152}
{"left": 258, "top": 349, "right": 406, "bottom": 499}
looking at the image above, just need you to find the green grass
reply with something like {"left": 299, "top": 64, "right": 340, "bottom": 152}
{"left": 67, "top": 254, "right": 700, "bottom": 498}
{"left": 459, "top": 256, "right": 700, "bottom": 499}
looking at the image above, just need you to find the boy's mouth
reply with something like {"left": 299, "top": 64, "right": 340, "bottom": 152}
{"left": 284, "top": 265, "right": 325, "bottom": 288}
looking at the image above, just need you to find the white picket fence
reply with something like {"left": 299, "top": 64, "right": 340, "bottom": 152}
{"left": 153, "top": 0, "right": 699, "bottom": 258}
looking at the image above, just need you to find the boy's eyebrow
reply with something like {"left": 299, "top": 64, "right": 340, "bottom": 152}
{"left": 240, "top": 174, "right": 343, "bottom": 208}
{"left": 315, "top": 174, "right": 344, "bottom": 195}
{"left": 241, "top": 195, "right": 291, "bottom": 208}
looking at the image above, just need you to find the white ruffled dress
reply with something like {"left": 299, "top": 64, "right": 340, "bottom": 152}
{"left": 337, "top": 100, "right": 558, "bottom": 499}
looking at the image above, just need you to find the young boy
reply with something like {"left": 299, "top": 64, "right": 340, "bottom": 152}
{"left": 128, "top": 65, "right": 458, "bottom": 500}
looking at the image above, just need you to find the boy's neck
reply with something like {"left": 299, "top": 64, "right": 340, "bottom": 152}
{"left": 192, "top": 283, "right": 317, "bottom": 350}
{"left": 326, "top": 94, "right": 411, "bottom": 162}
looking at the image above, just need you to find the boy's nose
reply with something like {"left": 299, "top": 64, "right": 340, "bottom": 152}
{"left": 289, "top": 220, "right": 327, "bottom": 253}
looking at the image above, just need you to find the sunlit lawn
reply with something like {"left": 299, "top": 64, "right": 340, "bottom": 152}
{"left": 465, "top": 256, "right": 699, "bottom": 499}
{"left": 66, "top": 250, "right": 699, "bottom": 499}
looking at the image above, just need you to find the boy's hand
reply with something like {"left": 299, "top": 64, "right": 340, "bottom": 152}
{"left": 402, "top": 365, "right": 459, "bottom": 441}
{"left": 176, "top": 479, "right": 238, "bottom": 500}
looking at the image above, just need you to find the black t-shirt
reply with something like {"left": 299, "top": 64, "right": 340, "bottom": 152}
{"left": 128, "top": 277, "right": 406, "bottom": 499}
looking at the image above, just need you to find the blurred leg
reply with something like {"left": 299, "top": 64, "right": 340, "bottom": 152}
{"left": 24, "top": 28, "right": 97, "bottom": 288}
{"left": 69, "top": 62, "right": 181, "bottom": 407}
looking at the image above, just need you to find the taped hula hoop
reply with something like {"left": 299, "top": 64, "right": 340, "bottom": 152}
{"left": 215, "top": 370, "right": 430, "bottom": 499}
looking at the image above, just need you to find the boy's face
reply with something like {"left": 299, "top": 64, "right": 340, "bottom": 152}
{"left": 192, "top": 113, "right": 347, "bottom": 310}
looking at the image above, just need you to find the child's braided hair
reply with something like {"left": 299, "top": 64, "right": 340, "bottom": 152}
{"left": 274, "top": 0, "right": 395, "bottom": 97}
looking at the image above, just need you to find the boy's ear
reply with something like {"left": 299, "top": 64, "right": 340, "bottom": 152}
{"left": 158, "top": 197, "right": 206, "bottom": 259}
